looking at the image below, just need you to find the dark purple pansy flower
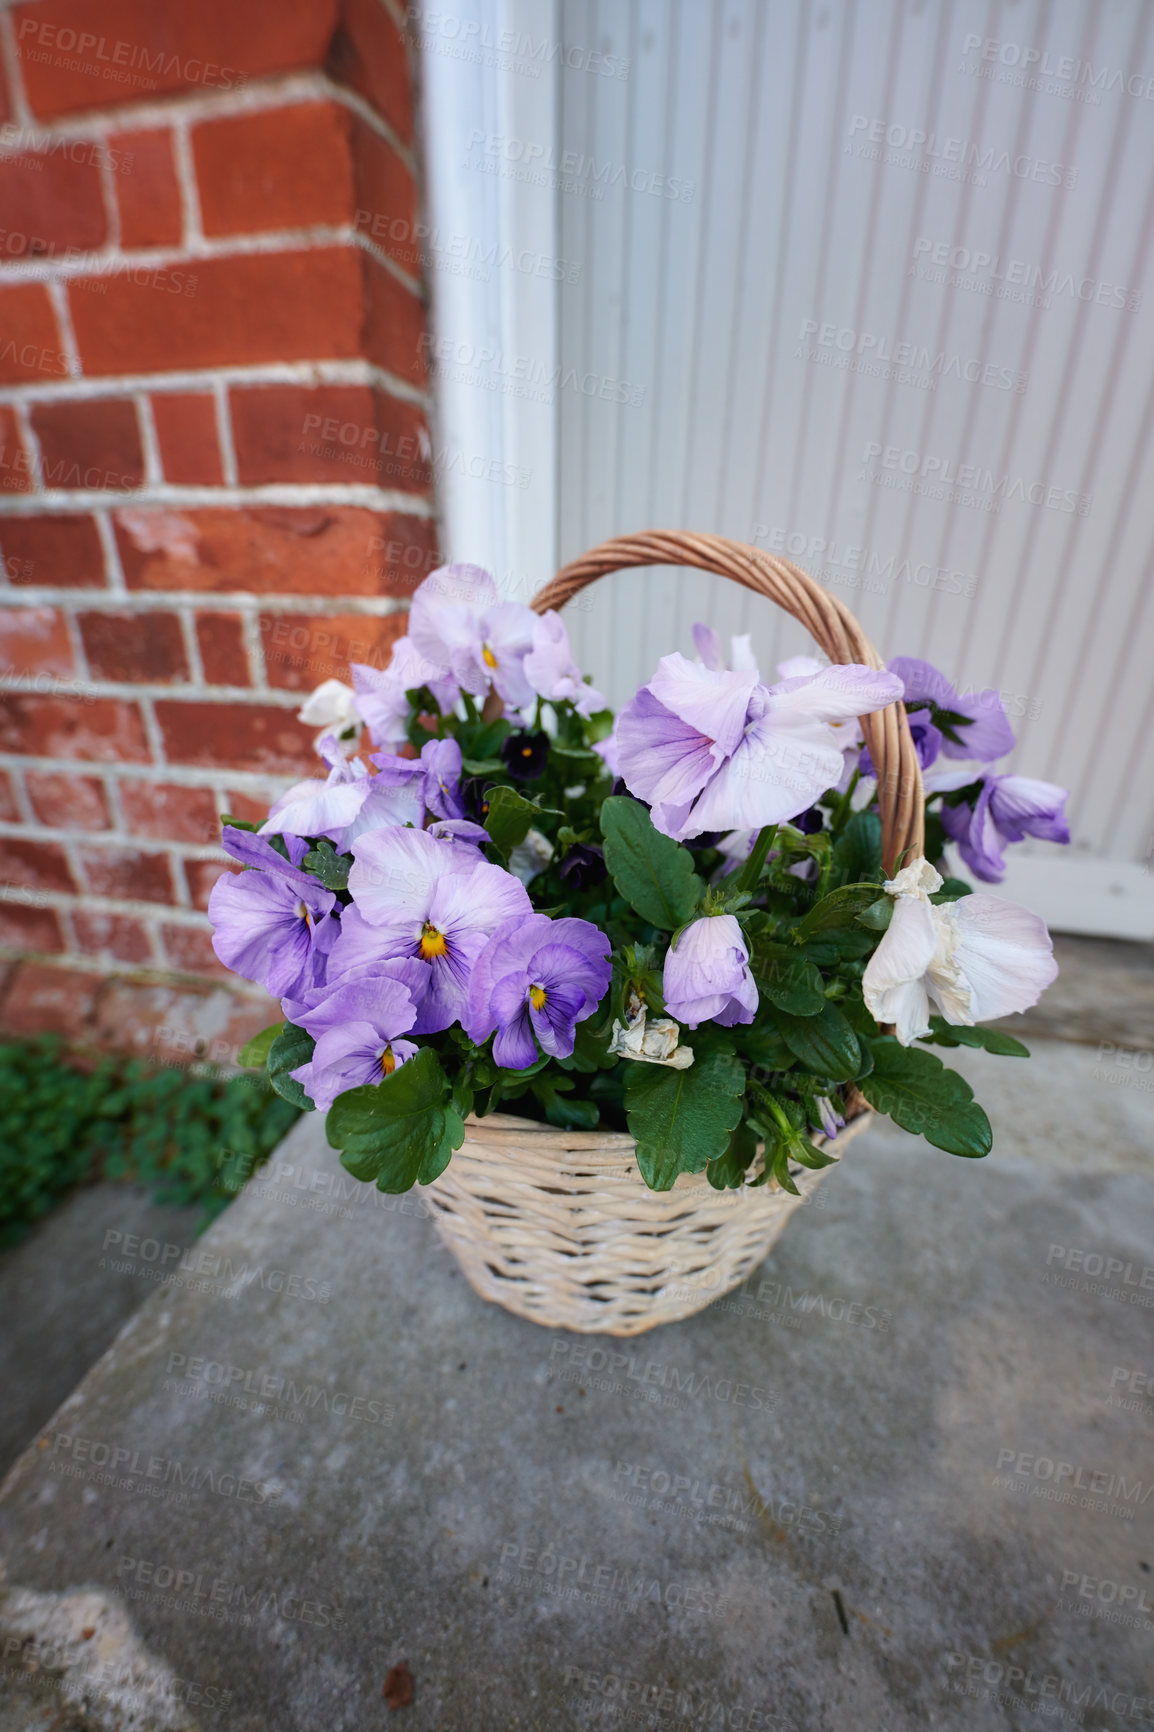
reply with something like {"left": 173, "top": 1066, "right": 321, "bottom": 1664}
{"left": 559, "top": 842, "right": 607, "bottom": 890}
{"left": 792, "top": 806, "right": 826, "bottom": 835}
{"left": 209, "top": 827, "right": 340, "bottom": 999}
{"left": 501, "top": 729, "right": 549, "bottom": 781}
{"left": 887, "top": 657, "right": 1016, "bottom": 762}
{"left": 859, "top": 706, "right": 943, "bottom": 776}
{"left": 939, "top": 771, "right": 1070, "bottom": 882}
{"left": 465, "top": 913, "right": 611, "bottom": 1069}
{"left": 290, "top": 964, "right": 425, "bottom": 1112}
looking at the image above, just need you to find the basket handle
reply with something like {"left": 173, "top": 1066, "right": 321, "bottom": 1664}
{"left": 531, "top": 530, "right": 924, "bottom": 872}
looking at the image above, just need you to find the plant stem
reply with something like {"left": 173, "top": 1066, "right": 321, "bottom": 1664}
{"left": 736, "top": 825, "right": 777, "bottom": 894}
{"left": 831, "top": 770, "right": 861, "bottom": 837}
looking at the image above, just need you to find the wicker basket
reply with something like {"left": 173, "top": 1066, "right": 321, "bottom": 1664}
{"left": 426, "top": 532, "right": 925, "bottom": 1336}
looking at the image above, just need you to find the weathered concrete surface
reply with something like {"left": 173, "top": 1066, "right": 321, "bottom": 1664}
{"left": 1015, "top": 932, "right": 1154, "bottom": 1050}
{"left": 0, "top": 1035, "right": 1152, "bottom": 1731}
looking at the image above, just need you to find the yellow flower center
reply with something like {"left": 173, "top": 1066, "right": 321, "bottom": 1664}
{"left": 295, "top": 899, "right": 311, "bottom": 926}
{"left": 521, "top": 745, "right": 533, "bottom": 758}
{"left": 380, "top": 1044, "right": 396, "bottom": 1076}
{"left": 529, "top": 983, "right": 548, "bottom": 1011}
{"left": 482, "top": 644, "right": 499, "bottom": 669}
{"left": 419, "top": 922, "right": 449, "bottom": 960}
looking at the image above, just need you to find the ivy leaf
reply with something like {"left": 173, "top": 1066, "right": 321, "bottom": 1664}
{"left": 302, "top": 838, "right": 352, "bottom": 891}
{"left": 770, "top": 1001, "right": 862, "bottom": 1083}
{"left": 267, "top": 1023, "right": 316, "bottom": 1111}
{"left": 326, "top": 1048, "right": 464, "bottom": 1192}
{"left": 919, "top": 1017, "right": 1030, "bottom": 1058}
{"left": 483, "top": 786, "right": 563, "bottom": 859}
{"left": 600, "top": 796, "right": 704, "bottom": 931}
{"left": 859, "top": 1038, "right": 992, "bottom": 1156}
{"left": 796, "top": 882, "right": 884, "bottom": 940}
{"left": 750, "top": 940, "right": 826, "bottom": 1016}
{"left": 238, "top": 1023, "right": 282, "bottom": 1069}
{"left": 833, "top": 809, "right": 882, "bottom": 883}
{"left": 625, "top": 1046, "right": 746, "bottom": 1191}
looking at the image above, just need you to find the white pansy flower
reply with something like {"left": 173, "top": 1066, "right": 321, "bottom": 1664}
{"left": 297, "top": 678, "right": 362, "bottom": 753}
{"left": 862, "top": 857, "right": 1058, "bottom": 1046}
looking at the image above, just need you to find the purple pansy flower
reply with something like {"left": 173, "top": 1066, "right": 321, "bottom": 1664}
{"left": 616, "top": 653, "right": 902, "bottom": 840}
{"left": 887, "top": 657, "right": 1016, "bottom": 762}
{"left": 261, "top": 738, "right": 425, "bottom": 849}
{"left": 209, "top": 827, "right": 339, "bottom": 998}
{"left": 466, "top": 913, "right": 611, "bottom": 1068}
{"left": 692, "top": 622, "right": 758, "bottom": 674}
{"left": 662, "top": 914, "right": 758, "bottom": 1029}
{"left": 419, "top": 735, "right": 467, "bottom": 820}
{"left": 522, "top": 610, "right": 606, "bottom": 718}
{"left": 859, "top": 706, "right": 943, "bottom": 776}
{"left": 289, "top": 965, "right": 425, "bottom": 1112}
{"left": 352, "top": 638, "right": 460, "bottom": 750}
{"left": 931, "top": 767, "right": 1070, "bottom": 882}
{"left": 347, "top": 826, "right": 531, "bottom": 1032}
{"left": 409, "top": 564, "right": 538, "bottom": 709}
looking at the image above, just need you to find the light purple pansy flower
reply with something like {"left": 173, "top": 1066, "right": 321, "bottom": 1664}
{"left": 888, "top": 656, "right": 1016, "bottom": 762}
{"left": 351, "top": 639, "right": 459, "bottom": 749}
{"left": 409, "top": 563, "right": 538, "bottom": 709}
{"left": 261, "top": 737, "right": 425, "bottom": 850}
{"left": 208, "top": 827, "right": 339, "bottom": 999}
{"left": 692, "top": 622, "right": 758, "bottom": 674}
{"left": 523, "top": 610, "right": 606, "bottom": 718}
{"left": 930, "top": 766, "right": 1070, "bottom": 883}
{"left": 419, "top": 735, "right": 467, "bottom": 821}
{"left": 289, "top": 965, "right": 425, "bottom": 1112}
{"left": 346, "top": 826, "right": 531, "bottom": 1032}
{"left": 466, "top": 912, "right": 611, "bottom": 1068}
{"left": 662, "top": 913, "right": 758, "bottom": 1029}
{"left": 616, "top": 653, "right": 903, "bottom": 840}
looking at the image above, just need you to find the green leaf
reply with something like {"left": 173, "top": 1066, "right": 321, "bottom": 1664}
{"left": 302, "top": 838, "right": 351, "bottom": 891}
{"left": 797, "top": 882, "right": 884, "bottom": 940}
{"left": 706, "top": 1119, "right": 757, "bottom": 1190}
{"left": 483, "top": 786, "right": 563, "bottom": 859}
{"left": 625, "top": 1046, "right": 746, "bottom": 1191}
{"left": 859, "top": 1039, "right": 992, "bottom": 1156}
{"left": 930, "top": 877, "right": 973, "bottom": 903}
{"left": 238, "top": 1023, "right": 282, "bottom": 1069}
{"left": 267, "top": 1023, "right": 316, "bottom": 1111}
{"left": 800, "top": 925, "right": 879, "bottom": 965}
{"left": 326, "top": 1048, "right": 464, "bottom": 1192}
{"left": 919, "top": 1017, "right": 1030, "bottom": 1058}
{"left": 855, "top": 895, "right": 893, "bottom": 931}
{"left": 461, "top": 756, "right": 506, "bottom": 775}
{"left": 750, "top": 940, "right": 826, "bottom": 1016}
{"left": 833, "top": 809, "right": 882, "bottom": 883}
{"left": 220, "top": 814, "right": 258, "bottom": 833}
{"left": 770, "top": 1001, "right": 862, "bottom": 1083}
{"left": 600, "top": 796, "right": 704, "bottom": 931}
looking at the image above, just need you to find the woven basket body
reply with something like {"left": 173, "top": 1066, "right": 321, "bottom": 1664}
{"left": 425, "top": 531, "right": 922, "bottom": 1335}
{"left": 427, "top": 1109, "right": 874, "bottom": 1335}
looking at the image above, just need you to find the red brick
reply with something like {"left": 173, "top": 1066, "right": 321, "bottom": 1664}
{"left": 0, "top": 606, "right": 76, "bottom": 677}
{"left": 151, "top": 393, "right": 222, "bottom": 485}
{"left": 70, "top": 247, "right": 374, "bottom": 376}
{"left": 161, "top": 922, "right": 230, "bottom": 978}
{"left": 0, "top": 145, "right": 106, "bottom": 257}
{"left": 113, "top": 128, "right": 181, "bottom": 247}
{"left": 196, "top": 612, "right": 249, "bottom": 686}
{"left": 230, "top": 383, "right": 430, "bottom": 489}
{"left": 73, "top": 909, "right": 153, "bottom": 964}
{"left": 0, "top": 770, "right": 19, "bottom": 822}
{"left": 120, "top": 780, "right": 221, "bottom": 844}
{"left": 351, "top": 117, "right": 418, "bottom": 272}
{"left": 78, "top": 609, "right": 187, "bottom": 682}
{"left": 0, "top": 405, "right": 33, "bottom": 495}
{"left": 80, "top": 844, "right": 173, "bottom": 903}
{"left": 12, "top": 0, "right": 340, "bottom": 120}
{"left": 31, "top": 398, "right": 144, "bottom": 491}
{"left": 0, "top": 694, "right": 149, "bottom": 761}
{"left": 186, "top": 856, "right": 238, "bottom": 912}
{"left": 194, "top": 101, "right": 355, "bottom": 236}
{"left": 26, "top": 771, "right": 110, "bottom": 830}
{"left": 363, "top": 252, "right": 426, "bottom": 384}
{"left": 328, "top": 0, "right": 413, "bottom": 141}
{"left": 0, "top": 962, "right": 98, "bottom": 1037}
{"left": 155, "top": 700, "right": 316, "bottom": 773}
{"left": 0, "top": 837, "right": 75, "bottom": 893}
{"left": 0, "top": 284, "right": 68, "bottom": 382}
{"left": 222, "top": 789, "right": 272, "bottom": 827}
{"left": 114, "top": 504, "right": 434, "bottom": 597}
{"left": 261, "top": 609, "right": 405, "bottom": 691}
{"left": 0, "top": 901, "right": 65, "bottom": 954}
{"left": 0, "top": 515, "right": 106, "bottom": 587}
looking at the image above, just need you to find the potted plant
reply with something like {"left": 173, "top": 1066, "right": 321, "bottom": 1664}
{"left": 212, "top": 533, "right": 1068, "bottom": 1335}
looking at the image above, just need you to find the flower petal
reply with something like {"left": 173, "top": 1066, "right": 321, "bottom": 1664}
{"left": 647, "top": 653, "right": 758, "bottom": 756}
{"left": 861, "top": 894, "right": 939, "bottom": 1041}
{"left": 767, "top": 663, "right": 904, "bottom": 723}
{"left": 952, "top": 893, "right": 1058, "bottom": 1022}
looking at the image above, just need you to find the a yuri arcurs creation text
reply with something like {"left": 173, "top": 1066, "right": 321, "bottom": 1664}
{"left": 210, "top": 563, "right": 1069, "bottom": 1195}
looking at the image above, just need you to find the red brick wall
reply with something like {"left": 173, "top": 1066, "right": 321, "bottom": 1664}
{"left": 0, "top": 0, "right": 436, "bottom": 1056}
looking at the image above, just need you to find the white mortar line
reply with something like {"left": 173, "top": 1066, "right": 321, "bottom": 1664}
{"left": 61, "top": 607, "right": 90, "bottom": 680}
{"left": 0, "top": 754, "right": 297, "bottom": 795}
{"left": 178, "top": 604, "right": 204, "bottom": 686}
{"left": 93, "top": 511, "right": 127, "bottom": 594}
{"left": 0, "top": 356, "right": 430, "bottom": 409}
{"left": 0, "top": 481, "right": 434, "bottom": 514}
{"left": 0, "top": 881, "right": 216, "bottom": 924}
{"left": 170, "top": 115, "right": 203, "bottom": 247}
{"left": 241, "top": 609, "right": 268, "bottom": 691}
{"left": 7, "top": 762, "right": 35, "bottom": 826}
{"left": 134, "top": 390, "right": 164, "bottom": 486}
{"left": 10, "top": 397, "right": 42, "bottom": 496}
{"left": 0, "top": 588, "right": 412, "bottom": 615}
{"left": 212, "top": 378, "right": 238, "bottom": 485}
{"left": 137, "top": 692, "right": 166, "bottom": 764}
{"left": 45, "top": 281, "right": 81, "bottom": 377}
